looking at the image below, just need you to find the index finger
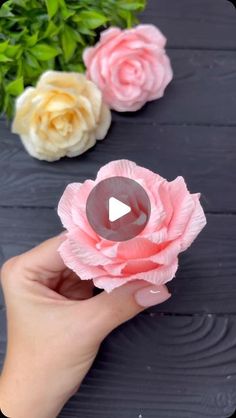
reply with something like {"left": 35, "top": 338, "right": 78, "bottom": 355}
{"left": 18, "top": 233, "right": 67, "bottom": 280}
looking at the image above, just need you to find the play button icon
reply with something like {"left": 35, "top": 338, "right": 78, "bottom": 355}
{"left": 108, "top": 197, "right": 131, "bottom": 222}
{"left": 86, "top": 176, "right": 151, "bottom": 241}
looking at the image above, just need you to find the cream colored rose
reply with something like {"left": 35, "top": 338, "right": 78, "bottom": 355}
{"left": 12, "top": 71, "right": 112, "bottom": 161}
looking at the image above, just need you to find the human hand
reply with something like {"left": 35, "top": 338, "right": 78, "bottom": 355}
{"left": 0, "top": 234, "right": 171, "bottom": 418}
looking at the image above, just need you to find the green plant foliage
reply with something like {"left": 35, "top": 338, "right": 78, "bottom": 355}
{"left": 0, "top": 0, "right": 146, "bottom": 118}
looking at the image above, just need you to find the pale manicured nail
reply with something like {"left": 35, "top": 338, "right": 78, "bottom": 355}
{"left": 134, "top": 285, "right": 171, "bottom": 308}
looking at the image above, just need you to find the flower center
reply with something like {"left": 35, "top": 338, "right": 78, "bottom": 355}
{"left": 51, "top": 112, "right": 74, "bottom": 137}
{"left": 119, "top": 59, "right": 142, "bottom": 84}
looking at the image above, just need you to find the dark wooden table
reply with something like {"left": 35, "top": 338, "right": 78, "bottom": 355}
{"left": 1, "top": 1, "right": 236, "bottom": 417}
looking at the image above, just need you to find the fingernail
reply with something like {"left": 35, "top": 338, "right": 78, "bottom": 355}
{"left": 134, "top": 285, "right": 171, "bottom": 308}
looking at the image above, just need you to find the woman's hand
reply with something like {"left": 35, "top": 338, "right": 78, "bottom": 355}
{"left": 0, "top": 234, "right": 170, "bottom": 418}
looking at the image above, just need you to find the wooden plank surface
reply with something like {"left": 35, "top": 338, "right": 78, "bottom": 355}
{"left": 0, "top": 123, "right": 236, "bottom": 213}
{"left": 141, "top": 0, "right": 236, "bottom": 50}
{"left": 59, "top": 314, "right": 236, "bottom": 418}
{"left": 0, "top": 208, "right": 235, "bottom": 315}
{"left": 1, "top": 309, "right": 236, "bottom": 418}
{"left": 1, "top": 0, "right": 236, "bottom": 417}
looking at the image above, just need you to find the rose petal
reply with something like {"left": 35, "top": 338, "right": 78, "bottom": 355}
{"left": 180, "top": 194, "right": 207, "bottom": 251}
{"left": 168, "top": 177, "right": 196, "bottom": 240}
{"left": 96, "top": 159, "right": 137, "bottom": 181}
{"left": 58, "top": 183, "right": 83, "bottom": 230}
{"left": 94, "top": 259, "right": 178, "bottom": 293}
{"left": 58, "top": 239, "right": 105, "bottom": 280}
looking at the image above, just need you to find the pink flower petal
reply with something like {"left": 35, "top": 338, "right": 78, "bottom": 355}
{"left": 150, "top": 240, "right": 181, "bottom": 265}
{"left": 100, "top": 27, "right": 122, "bottom": 42}
{"left": 122, "top": 259, "right": 159, "bottom": 275}
{"left": 117, "top": 237, "right": 159, "bottom": 259}
{"left": 168, "top": 177, "right": 196, "bottom": 240}
{"left": 58, "top": 239, "right": 106, "bottom": 280}
{"left": 94, "top": 259, "right": 178, "bottom": 293}
{"left": 62, "top": 233, "right": 110, "bottom": 266}
{"left": 135, "top": 24, "right": 167, "bottom": 48}
{"left": 96, "top": 159, "right": 137, "bottom": 181}
{"left": 180, "top": 194, "right": 207, "bottom": 251}
{"left": 58, "top": 183, "right": 82, "bottom": 230}
{"left": 128, "top": 259, "right": 179, "bottom": 285}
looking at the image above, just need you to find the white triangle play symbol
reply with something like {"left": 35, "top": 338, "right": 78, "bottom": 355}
{"left": 108, "top": 197, "right": 131, "bottom": 222}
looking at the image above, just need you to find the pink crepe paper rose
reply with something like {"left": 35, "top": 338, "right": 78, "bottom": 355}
{"left": 57, "top": 160, "right": 206, "bottom": 293}
{"left": 83, "top": 25, "right": 173, "bottom": 112}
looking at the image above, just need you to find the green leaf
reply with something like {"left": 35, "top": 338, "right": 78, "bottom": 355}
{"left": 6, "top": 76, "right": 24, "bottom": 96}
{"left": 30, "top": 43, "right": 61, "bottom": 61}
{"left": 118, "top": 9, "right": 134, "bottom": 28}
{"left": 24, "top": 32, "right": 39, "bottom": 47}
{"left": 72, "top": 31, "right": 85, "bottom": 45}
{"left": 67, "top": 63, "right": 85, "bottom": 73}
{"left": 61, "top": 7, "right": 75, "bottom": 20}
{"left": 76, "top": 10, "right": 108, "bottom": 29}
{"left": 23, "top": 61, "right": 41, "bottom": 82}
{"left": 24, "top": 51, "right": 41, "bottom": 69}
{"left": 5, "top": 44, "right": 22, "bottom": 59}
{"left": 118, "top": 0, "right": 146, "bottom": 11}
{"left": 0, "top": 53, "right": 12, "bottom": 63}
{"left": 16, "top": 58, "right": 23, "bottom": 77}
{"left": 10, "top": 0, "right": 27, "bottom": 8}
{"left": 76, "top": 25, "right": 96, "bottom": 36}
{"left": 43, "top": 21, "right": 62, "bottom": 38}
{"left": 45, "top": 0, "right": 59, "bottom": 18}
{"left": 0, "top": 41, "right": 9, "bottom": 53}
{"left": 0, "top": 3, "right": 14, "bottom": 18}
{"left": 10, "top": 28, "right": 28, "bottom": 42}
{"left": 61, "top": 25, "right": 77, "bottom": 63}
{"left": 58, "top": 0, "right": 66, "bottom": 8}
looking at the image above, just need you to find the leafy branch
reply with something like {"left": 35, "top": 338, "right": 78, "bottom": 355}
{"left": 0, "top": 0, "right": 146, "bottom": 118}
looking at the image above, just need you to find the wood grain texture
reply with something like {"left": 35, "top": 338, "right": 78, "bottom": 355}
{"left": 1, "top": 310, "right": 236, "bottom": 417}
{"left": 0, "top": 208, "right": 235, "bottom": 315}
{"left": 141, "top": 0, "right": 236, "bottom": 50}
{"left": 0, "top": 123, "right": 236, "bottom": 213}
{"left": 58, "top": 314, "right": 236, "bottom": 418}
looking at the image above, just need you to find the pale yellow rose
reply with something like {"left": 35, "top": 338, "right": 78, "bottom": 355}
{"left": 12, "top": 71, "right": 112, "bottom": 161}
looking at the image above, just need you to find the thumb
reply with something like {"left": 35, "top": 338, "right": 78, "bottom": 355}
{"left": 83, "top": 280, "right": 171, "bottom": 341}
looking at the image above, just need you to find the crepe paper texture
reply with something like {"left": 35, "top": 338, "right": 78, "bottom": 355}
{"left": 83, "top": 25, "right": 173, "bottom": 112}
{"left": 12, "top": 71, "right": 111, "bottom": 162}
{"left": 58, "top": 160, "right": 206, "bottom": 293}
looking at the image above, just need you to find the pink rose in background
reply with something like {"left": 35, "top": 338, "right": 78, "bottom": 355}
{"left": 58, "top": 160, "right": 206, "bottom": 293}
{"left": 83, "top": 25, "right": 173, "bottom": 112}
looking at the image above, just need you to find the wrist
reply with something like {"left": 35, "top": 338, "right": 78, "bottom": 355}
{"left": 0, "top": 362, "right": 73, "bottom": 418}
